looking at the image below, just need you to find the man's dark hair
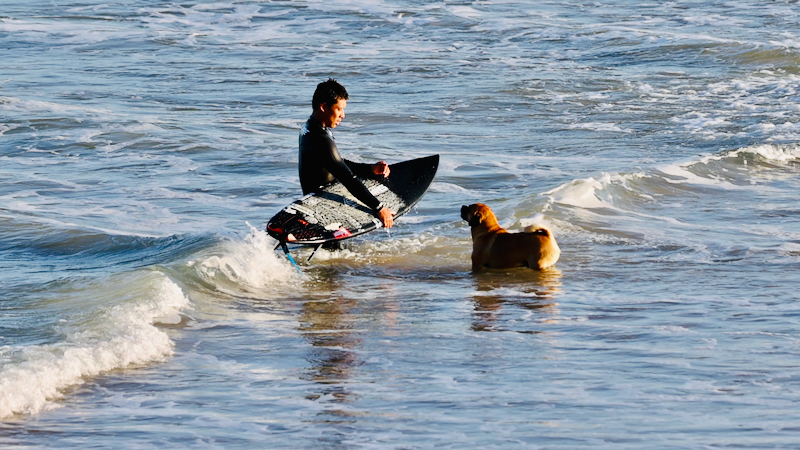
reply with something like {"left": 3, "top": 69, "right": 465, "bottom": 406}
{"left": 312, "top": 78, "right": 349, "bottom": 110}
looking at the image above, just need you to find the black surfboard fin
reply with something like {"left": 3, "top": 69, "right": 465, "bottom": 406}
{"left": 307, "top": 243, "right": 324, "bottom": 263}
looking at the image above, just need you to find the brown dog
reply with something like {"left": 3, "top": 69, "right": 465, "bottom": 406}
{"left": 461, "top": 203, "right": 560, "bottom": 272}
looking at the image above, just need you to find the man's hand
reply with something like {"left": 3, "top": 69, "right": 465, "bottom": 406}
{"left": 378, "top": 207, "right": 395, "bottom": 228}
{"left": 372, "top": 161, "right": 390, "bottom": 178}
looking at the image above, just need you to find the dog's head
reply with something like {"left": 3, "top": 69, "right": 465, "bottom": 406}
{"left": 461, "top": 203, "right": 493, "bottom": 227}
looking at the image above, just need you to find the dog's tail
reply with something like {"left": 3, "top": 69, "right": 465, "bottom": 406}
{"left": 524, "top": 224, "right": 553, "bottom": 237}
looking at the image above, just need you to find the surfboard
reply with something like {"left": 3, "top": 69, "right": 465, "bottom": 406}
{"left": 267, "top": 154, "right": 439, "bottom": 246}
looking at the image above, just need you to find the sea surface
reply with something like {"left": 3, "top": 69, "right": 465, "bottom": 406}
{"left": 2, "top": 1, "right": 800, "bottom": 448}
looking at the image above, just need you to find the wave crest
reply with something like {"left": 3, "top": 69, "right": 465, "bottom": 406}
{"left": 0, "top": 275, "right": 190, "bottom": 419}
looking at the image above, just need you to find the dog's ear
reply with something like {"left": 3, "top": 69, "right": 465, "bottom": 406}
{"left": 468, "top": 210, "right": 482, "bottom": 227}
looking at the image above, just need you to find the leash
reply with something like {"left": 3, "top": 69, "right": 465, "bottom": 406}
{"left": 277, "top": 241, "right": 303, "bottom": 274}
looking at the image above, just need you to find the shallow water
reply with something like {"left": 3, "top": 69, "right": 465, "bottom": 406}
{"left": 2, "top": 1, "right": 800, "bottom": 448}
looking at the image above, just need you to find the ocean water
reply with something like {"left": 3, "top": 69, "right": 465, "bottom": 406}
{"left": 2, "top": 0, "right": 800, "bottom": 448}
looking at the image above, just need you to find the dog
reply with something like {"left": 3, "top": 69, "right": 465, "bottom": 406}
{"left": 461, "top": 203, "right": 560, "bottom": 272}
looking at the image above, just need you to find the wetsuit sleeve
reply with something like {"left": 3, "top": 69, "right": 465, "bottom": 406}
{"left": 322, "top": 148, "right": 384, "bottom": 212}
{"left": 343, "top": 159, "right": 376, "bottom": 179}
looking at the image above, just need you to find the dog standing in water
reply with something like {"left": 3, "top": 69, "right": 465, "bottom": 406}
{"left": 461, "top": 203, "right": 560, "bottom": 272}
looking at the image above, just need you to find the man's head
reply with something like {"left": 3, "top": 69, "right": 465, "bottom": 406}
{"left": 312, "top": 78, "right": 348, "bottom": 129}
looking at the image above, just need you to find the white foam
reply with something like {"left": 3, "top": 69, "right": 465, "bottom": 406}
{"left": 518, "top": 214, "right": 557, "bottom": 232}
{"left": 543, "top": 175, "right": 614, "bottom": 209}
{"left": 0, "top": 17, "right": 136, "bottom": 45}
{"left": 658, "top": 144, "right": 800, "bottom": 189}
{"left": 0, "top": 275, "right": 190, "bottom": 418}
{"left": 303, "top": 233, "right": 447, "bottom": 264}
{"left": 0, "top": 124, "right": 17, "bottom": 136}
{"left": 735, "top": 144, "right": 800, "bottom": 162}
{"left": 449, "top": 6, "right": 482, "bottom": 20}
{"left": 429, "top": 182, "right": 472, "bottom": 194}
{"left": 191, "top": 224, "right": 300, "bottom": 293}
{"left": 778, "top": 242, "right": 800, "bottom": 256}
{"left": 303, "top": 0, "right": 399, "bottom": 17}
{"left": 435, "top": 158, "right": 465, "bottom": 175}
{"left": 770, "top": 38, "right": 800, "bottom": 49}
{"left": 541, "top": 172, "right": 693, "bottom": 234}
{"left": 567, "top": 122, "right": 633, "bottom": 133}
{"left": 680, "top": 14, "right": 750, "bottom": 27}
{"left": 671, "top": 111, "right": 729, "bottom": 131}
{"left": 658, "top": 163, "right": 740, "bottom": 188}
{"left": 0, "top": 96, "right": 111, "bottom": 115}
{"left": 393, "top": 214, "right": 432, "bottom": 225}
{"left": 0, "top": 211, "right": 164, "bottom": 239}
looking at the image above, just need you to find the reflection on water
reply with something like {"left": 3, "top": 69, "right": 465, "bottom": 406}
{"left": 470, "top": 267, "right": 562, "bottom": 333}
{"left": 297, "top": 272, "right": 402, "bottom": 426}
{"left": 299, "top": 297, "right": 361, "bottom": 405}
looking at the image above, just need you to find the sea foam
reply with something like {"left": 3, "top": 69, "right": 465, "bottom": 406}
{"left": 0, "top": 276, "right": 190, "bottom": 419}
{"left": 735, "top": 143, "right": 800, "bottom": 162}
{"left": 190, "top": 224, "right": 300, "bottom": 295}
{"left": 543, "top": 174, "right": 620, "bottom": 209}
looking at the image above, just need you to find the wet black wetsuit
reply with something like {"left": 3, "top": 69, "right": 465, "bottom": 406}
{"left": 298, "top": 116, "right": 384, "bottom": 214}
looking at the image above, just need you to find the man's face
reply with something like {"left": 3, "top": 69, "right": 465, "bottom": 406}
{"left": 319, "top": 99, "right": 347, "bottom": 128}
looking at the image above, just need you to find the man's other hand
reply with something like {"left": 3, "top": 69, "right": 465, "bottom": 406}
{"left": 372, "top": 161, "right": 390, "bottom": 178}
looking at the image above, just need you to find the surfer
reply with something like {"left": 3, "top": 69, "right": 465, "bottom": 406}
{"left": 299, "top": 78, "right": 395, "bottom": 228}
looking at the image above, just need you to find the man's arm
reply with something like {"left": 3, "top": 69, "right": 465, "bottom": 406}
{"left": 325, "top": 154, "right": 394, "bottom": 228}
{"left": 322, "top": 149, "right": 386, "bottom": 213}
{"left": 344, "top": 159, "right": 390, "bottom": 179}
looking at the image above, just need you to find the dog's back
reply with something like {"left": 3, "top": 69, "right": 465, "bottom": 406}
{"left": 488, "top": 224, "right": 560, "bottom": 270}
{"left": 524, "top": 225, "right": 561, "bottom": 269}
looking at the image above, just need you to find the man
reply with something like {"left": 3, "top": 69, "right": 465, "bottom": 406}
{"left": 299, "top": 78, "right": 394, "bottom": 228}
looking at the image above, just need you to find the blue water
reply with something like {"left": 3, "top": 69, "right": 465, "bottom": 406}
{"left": 3, "top": 1, "right": 800, "bottom": 448}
